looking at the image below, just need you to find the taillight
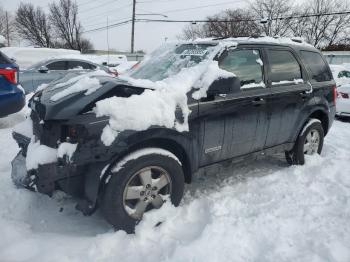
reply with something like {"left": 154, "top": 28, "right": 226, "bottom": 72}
{"left": 332, "top": 85, "right": 337, "bottom": 104}
{"left": 0, "top": 68, "right": 17, "bottom": 84}
{"left": 338, "top": 92, "right": 349, "bottom": 99}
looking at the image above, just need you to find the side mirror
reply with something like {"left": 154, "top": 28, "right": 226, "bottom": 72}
{"left": 38, "top": 66, "right": 49, "bottom": 73}
{"left": 206, "top": 77, "right": 239, "bottom": 98}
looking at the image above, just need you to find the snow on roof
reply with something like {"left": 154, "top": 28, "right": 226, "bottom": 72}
{"left": 0, "top": 47, "right": 80, "bottom": 69}
{"left": 193, "top": 36, "right": 314, "bottom": 48}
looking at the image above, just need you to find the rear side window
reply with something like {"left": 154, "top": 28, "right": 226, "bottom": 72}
{"left": 46, "top": 61, "right": 66, "bottom": 70}
{"left": 218, "top": 49, "right": 264, "bottom": 89}
{"left": 300, "top": 51, "right": 332, "bottom": 82}
{"left": 267, "top": 50, "right": 302, "bottom": 83}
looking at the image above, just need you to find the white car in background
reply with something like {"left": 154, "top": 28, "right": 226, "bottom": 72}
{"left": 330, "top": 64, "right": 350, "bottom": 117}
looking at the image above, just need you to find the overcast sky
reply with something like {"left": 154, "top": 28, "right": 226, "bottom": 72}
{"left": 5, "top": 0, "right": 249, "bottom": 53}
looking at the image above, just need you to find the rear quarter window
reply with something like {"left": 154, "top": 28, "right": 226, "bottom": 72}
{"left": 300, "top": 51, "right": 333, "bottom": 82}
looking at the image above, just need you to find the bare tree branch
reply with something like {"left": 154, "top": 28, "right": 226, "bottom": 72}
{"left": 15, "top": 3, "right": 52, "bottom": 47}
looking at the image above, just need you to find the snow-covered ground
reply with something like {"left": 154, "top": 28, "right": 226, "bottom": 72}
{"left": 0, "top": 105, "right": 350, "bottom": 261}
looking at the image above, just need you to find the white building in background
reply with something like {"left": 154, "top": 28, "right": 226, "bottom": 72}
{"left": 322, "top": 51, "right": 350, "bottom": 65}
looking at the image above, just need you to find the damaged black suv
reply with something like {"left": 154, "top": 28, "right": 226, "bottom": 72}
{"left": 12, "top": 38, "right": 336, "bottom": 233}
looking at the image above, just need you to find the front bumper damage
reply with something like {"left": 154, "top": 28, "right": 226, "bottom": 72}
{"left": 11, "top": 132, "right": 77, "bottom": 195}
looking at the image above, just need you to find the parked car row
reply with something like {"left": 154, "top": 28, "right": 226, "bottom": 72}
{"left": 20, "top": 58, "right": 116, "bottom": 93}
{"left": 329, "top": 64, "right": 350, "bottom": 117}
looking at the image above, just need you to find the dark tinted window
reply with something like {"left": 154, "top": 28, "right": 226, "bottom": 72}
{"left": 219, "top": 49, "right": 264, "bottom": 89}
{"left": 68, "top": 61, "right": 95, "bottom": 70}
{"left": 268, "top": 50, "right": 302, "bottom": 83}
{"left": 46, "top": 61, "right": 66, "bottom": 70}
{"left": 0, "top": 52, "right": 10, "bottom": 64}
{"left": 339, "top": 70, "right": 350, "bottom": 78}
{"left": 300, "top": 51, "right": 332, "bottom": 82}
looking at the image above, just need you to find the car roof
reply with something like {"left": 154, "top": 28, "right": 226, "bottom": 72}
{"left": 44, "top": 58, "right": 98, "bottom": 64}
{"left": 191, "top": 36, "right": 318, "bottom": 52}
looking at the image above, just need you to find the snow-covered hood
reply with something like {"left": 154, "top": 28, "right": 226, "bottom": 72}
{"left": 31, "top": 74, "right": 146, "bottom": 120}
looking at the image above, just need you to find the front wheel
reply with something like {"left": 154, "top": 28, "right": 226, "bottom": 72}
{"left": 285, "top": 119, "right": 324, "bottom": 165}
{"left": 101, "top": 148, "right": 184, "bottom": 233}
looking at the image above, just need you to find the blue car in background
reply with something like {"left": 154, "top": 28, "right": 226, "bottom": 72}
{"left": 0, "top": 51, "right": 25, "bottom": 117}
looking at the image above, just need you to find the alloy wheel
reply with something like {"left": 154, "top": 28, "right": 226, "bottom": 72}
{"left": 122, "top": 166, "right": 172, "bottom": 220}
{"left": 303, "top": 129, "right": 320, "bottom": 155}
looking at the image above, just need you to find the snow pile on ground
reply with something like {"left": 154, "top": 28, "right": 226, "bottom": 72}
{"left": 95, "top": 43, "right": 235, "bottom": 146}
{"left": 50, "top": 70, "right": 110, "bottom": 102}
{"left": 0, "top": 47, "right": 80, "bottom": 69}
{"left": 1, "top": 107, "right": 350, "bottom": 261}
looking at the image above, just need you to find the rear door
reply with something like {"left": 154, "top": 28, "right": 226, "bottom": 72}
{"left": 264, "top": 47, "right": 313, "bottom": 147}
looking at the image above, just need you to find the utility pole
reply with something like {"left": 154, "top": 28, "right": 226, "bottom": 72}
{"left": 5, "top": 11, "right": 10, "bottom": 46}
{"left": 131, "top": 0, "right": 136, "bottom": 53}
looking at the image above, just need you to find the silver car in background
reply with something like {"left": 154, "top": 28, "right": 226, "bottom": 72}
{"left": 20, "top": 58, "right": 114, "bottom": 93}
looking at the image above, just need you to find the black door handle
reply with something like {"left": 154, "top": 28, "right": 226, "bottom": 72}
{"left": 252, "top": 97, "right": 266, "bottom": 106}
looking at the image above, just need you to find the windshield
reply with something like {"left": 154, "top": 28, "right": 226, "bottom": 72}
{"left": 128, "top": 43, "right": 217, "bottom": 81}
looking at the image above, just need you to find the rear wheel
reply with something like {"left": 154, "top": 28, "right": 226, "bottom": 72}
{"left": 101, "top": 148, "right": 184, "bottom": 233}
{"left": 285, "top": 119, "right": 324, "bottom": 165}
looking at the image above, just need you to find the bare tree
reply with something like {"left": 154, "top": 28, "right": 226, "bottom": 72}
{"left": 15, "top": 3, "right": 53, "bottom": 47}
{"left": 49, "top": 0, "right": 93, "bottom": 51}
{"left": 181, "top": 9, "right": 261, "bottom": 40}
{"left": 0, "top": 6, "right": 15, "bottom": 46}
{"left": 251, "top": 0, "right": 292, "bottom": 37}
{"left": 290, "top": 0, "right": 350, "bottom": 48}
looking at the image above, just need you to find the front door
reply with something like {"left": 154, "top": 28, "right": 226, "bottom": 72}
{"left": 198, "top": 47, "right": 270, "bottom": 166}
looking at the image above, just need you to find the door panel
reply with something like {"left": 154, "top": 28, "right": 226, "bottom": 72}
{"left": 198, "top": 97, "right": 226, "bottom": 165}
{"left": 265, "top": 84, "right": 313, "bottom": 147}
{"left": 223, "top": 89, "right": 269, "bottom": 158}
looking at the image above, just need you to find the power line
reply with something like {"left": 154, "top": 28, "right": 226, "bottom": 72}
{"left": 154, "top": 0, "right": 246, "bottom": 14}
{"left": 81, "top": 10, "right": 350, "bottom": 34}
{"left": 79, "top": 3, "right": 132, "bottom": 22}
{"left": 134, "top": 10, "right": 350, "bottom": 23}
{"left": 82, "top": 19, "right": 132, "bottom": 33}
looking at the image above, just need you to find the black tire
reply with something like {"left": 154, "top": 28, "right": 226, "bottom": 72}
{"left": 101, "top": 149, "right": 184, "bottom": 233}
{"left": 285, "top": 119, "right": 324, "bottom": 165}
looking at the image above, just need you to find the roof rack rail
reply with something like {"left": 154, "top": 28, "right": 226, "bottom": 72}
{"left": 211, "top": 35, "right": 263, "bottom": 41}
{"left": 291, "top": 37, "right": 303, "bottom": 43}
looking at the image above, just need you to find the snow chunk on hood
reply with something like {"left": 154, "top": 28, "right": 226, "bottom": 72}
{"left": 95, "top": 57, "right": 234, "bottom": 146}
{"left": 50, "top": 70, "right": 110, "bottom": 102}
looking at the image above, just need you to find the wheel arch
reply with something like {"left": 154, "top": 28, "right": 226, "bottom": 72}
{"left": 308, "top": 109, "right": 329, "bottom": 136}
{"left": 102, "top": 137, "right": 193, "bottom": 186}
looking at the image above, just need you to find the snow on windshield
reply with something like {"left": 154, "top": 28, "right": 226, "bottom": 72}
{"left": 95, "top": 42, "right": 236, "bottom": 146}
{"left": 50, "top": 70, "right": 110, "bottom": 102}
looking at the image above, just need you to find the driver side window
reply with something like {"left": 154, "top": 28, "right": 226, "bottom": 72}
{"left": 46, "top": 61, "right": 67, "bottom": 70}
{"left": 218, "top": 49, "right": 265, "bottom": 90}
